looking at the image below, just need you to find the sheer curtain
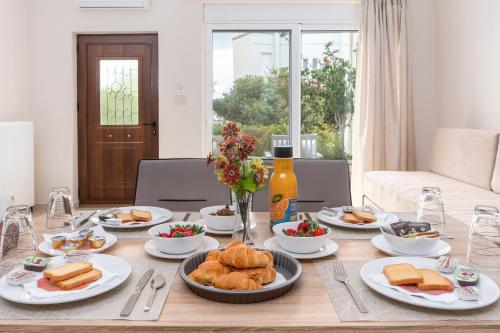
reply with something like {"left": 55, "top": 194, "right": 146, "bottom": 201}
{"left": 351, "top": 0, "right": 416, "bottom": 204}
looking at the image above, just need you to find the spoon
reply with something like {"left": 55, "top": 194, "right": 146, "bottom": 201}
{"left": 144, "top": 274, "right": 165, "bottom": 312}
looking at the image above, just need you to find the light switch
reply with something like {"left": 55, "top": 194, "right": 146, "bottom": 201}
{"left": 174, "top": 84, "right": 186, "bottom": 104}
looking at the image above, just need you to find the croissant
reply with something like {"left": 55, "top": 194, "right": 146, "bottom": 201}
{"left": 226, "top": 240, "right": 245, "bottom": 249}
{"left": 212, "top": 272, "right": 262, "bottom": 290}
{"left": 205, "top": 250, "right": 221, "bottom": 262}
{"left": 187, "top": 261, "right": 232, "bottom": 285}
{"left": 237, "top": 266, "right": 277, "bottom": 285}
{"left": 219, "top": 244, "right": 272, "bottom": 269}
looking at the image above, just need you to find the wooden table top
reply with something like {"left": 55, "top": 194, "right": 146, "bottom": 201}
{"left": 1, "top": 209, "right": 498, "bottom": 333}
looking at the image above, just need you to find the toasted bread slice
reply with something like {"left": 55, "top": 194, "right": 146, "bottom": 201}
{"left": 383, "top": 263, "right": 423, "bottom": 286}
{"left": 352, "top": 211, "right": 377, "bottom": 222}
{"left": 416, "top": 269, "right": 454, "bottom": 291}
{"left": 55, "top": 269, "right": 102, "bottom": 290}
{"left": 116, "top": 212, "right": 134, "bottom": 223}
{"left": 341, "top": 213, "right": 364, "bottom": 224}
{"left": 44, "top": 262, "right": 93, "bottom": 282}
{"left": 130, "top": 209, "right": 152, "bottom": 222}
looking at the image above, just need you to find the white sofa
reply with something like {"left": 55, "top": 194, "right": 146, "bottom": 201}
{"left": 363, "top": 128, "right": 500, "bottom": 224}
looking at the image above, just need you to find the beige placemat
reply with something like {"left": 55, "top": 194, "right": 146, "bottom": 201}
{"left": 0, "top": 257, "right": 179, "bottom": 320}
{"left": 314, "top": 259, "right": 500, "bottom": 322}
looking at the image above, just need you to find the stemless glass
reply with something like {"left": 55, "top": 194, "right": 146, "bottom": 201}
{"left": 0, "top": 205, "right": 36, "bottom": 260}
{"left": 416, "top": 187, "right": 446, "bottom": 236}
{"left": 46, "top": 186, "right": 76, "bottom": 231}
{"left": 467, "top": 205, "right": 500, "bottom": 271}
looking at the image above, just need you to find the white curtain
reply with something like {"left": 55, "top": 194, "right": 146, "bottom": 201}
{"left": 351, "top": 0, "right": 416, "bottom": 205}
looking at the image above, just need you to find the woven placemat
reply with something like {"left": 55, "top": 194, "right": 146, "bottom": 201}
{"left": 314, "top": 259, "right": 500, "bottom": 321}
{"left": 0, "top": 256, "right": 179, "bottom": 321}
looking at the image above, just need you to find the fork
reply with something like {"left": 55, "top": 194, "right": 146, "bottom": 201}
{"left": 332, "top": 261, "right": 368, "bottom": 313}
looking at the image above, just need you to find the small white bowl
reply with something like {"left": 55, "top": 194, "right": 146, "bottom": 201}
{"left": 272, "top": 221, "right": 330, "bottom": 254}
{"left": 200, "top": 205, "right": 237, "bottom": 231}
{"left": 148, "top": 222, "right": 206, "bottom": 254}
{"left": 381, "top": 230, "right": 441, "bottom": 255}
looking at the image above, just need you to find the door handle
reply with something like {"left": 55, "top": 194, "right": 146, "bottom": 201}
{"left": 142, "top": 121, "right": 157, "bottom": 127}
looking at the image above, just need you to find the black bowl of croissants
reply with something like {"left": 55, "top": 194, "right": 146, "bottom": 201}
{"left": 178, "top": 240, "right": 302, "bottom": 303}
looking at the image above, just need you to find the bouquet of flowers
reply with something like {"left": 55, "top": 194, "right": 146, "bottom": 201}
{"left": 206, "top": 122, "right": 269, "bottom": 244}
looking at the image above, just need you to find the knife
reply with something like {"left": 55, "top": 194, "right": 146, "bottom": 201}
{"left": 120, "top": 268, "right": 154, "bottom": 317}
{"left": 182, "top": 212, "right": 191, "bottom": 222}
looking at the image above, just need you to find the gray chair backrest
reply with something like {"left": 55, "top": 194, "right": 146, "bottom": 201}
{"left": 134, "top": 159, "right": 231, "bottom": 211}
{"left": 252, "top": 159, "right": 351, "bottom": 212}
{"left": 271, "top": 134, "right": 319, "bottom": 158}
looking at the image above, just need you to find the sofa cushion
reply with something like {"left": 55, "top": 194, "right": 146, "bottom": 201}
{"left": 428, "top": 128, "right": 498, "bottom": 190}
{"left": 364, "top": 171, "right": 500, "bottom": 225}
{"left": 491, "top": 143, "right": 500, "bottom": 193}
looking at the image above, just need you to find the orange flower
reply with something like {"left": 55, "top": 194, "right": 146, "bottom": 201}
{"left": 223, "top": 164, "right": 240, "bottom": 185}
{"left": 205, "top": 152, "right": 213, "bottom": 168}
{"left": 254, "top": 166, "right": 266, "bottom": 186}
{"left": 214, "top": 156, "right": 226, "bottom": 172}
{"left": 239, "top": 134, "right": 256, "bottom": 160}
{"left": 221, "top": 122, "right": 240, "bottom": 143}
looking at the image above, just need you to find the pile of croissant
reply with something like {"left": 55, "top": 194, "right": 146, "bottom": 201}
{"left": 188, "top": 241, "right": 276, "bottom": 290}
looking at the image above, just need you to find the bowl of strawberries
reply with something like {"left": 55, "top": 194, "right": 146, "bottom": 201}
{"left": 273, "top": 220, "right": 330, "bottom": 254}
{"left": 148, "top": 222, "right": 206, "bottom": 254}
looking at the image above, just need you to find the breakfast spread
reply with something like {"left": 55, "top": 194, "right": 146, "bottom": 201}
{"left": 282, "top": 220, "right": 328, "bottom": 237}
{"left": 383, "top": 263, "right": 453, "bottom": 291}
{"left": 42, "top": 262, "right": 102, "bottom": 290}
{"left": 7, "top": 270, "right": 36, "bottom": 286}
{"left": 455, "top": 268, "right": 480, "bottom": 286}
{"left": 188, "top": 241, "right": 276, "bottom": 290}
{"left": 209, "top": 205, "right": 235, "bottom": 216}
{"left": 22, "top": 257, "right": 50, "bottom": 272}
{"left": 99, "top": 209, "right": 153, "bottom": 224}
{"left": 383, "top": 221, "right": 440, "bottom": 239}
{"left": 458, "top": 286, "right": 479, "bottom": 301}
{"left": 437, "top": 256, "right": 459, "bottom": 273}
{"left": 45, "top": 227, "right": 107, "bottom": 254}
{"left": 157, "top": 224, "right": 204, "bottom": 238}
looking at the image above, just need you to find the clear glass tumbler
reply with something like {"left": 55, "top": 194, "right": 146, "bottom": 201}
{"left": 46, "top": 186, "right": 76, "bottom": 231}
{"left": 467, "top": 205, "right": 500, "bottom": 271}
{"left": 416, "top": 187, "right": 446, "bottom": 236}
{"left": 1, "top": 205, "right": 36, "bottom": 260}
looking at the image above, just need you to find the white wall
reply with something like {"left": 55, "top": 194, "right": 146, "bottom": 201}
{"left": 0, "top": 0, "right": 29, "bottom": 121}
{"left": 435, "top": 0, "right": 500, "bottom": 131}
{"left": 26, "top": 0, "right": 204, "bottom": 203}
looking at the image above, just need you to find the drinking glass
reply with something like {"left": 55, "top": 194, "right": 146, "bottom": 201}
{"left": 467, "top": 205, "right": 500, "bottom": 271}
{"left": 0, "top": 205, "right": 36, "bottom": 260}
{"left": 46, "top": 186, "right": 76, "bottom": 231}
{"left": 416, "top": 187, "right": 446, "bottom": 236}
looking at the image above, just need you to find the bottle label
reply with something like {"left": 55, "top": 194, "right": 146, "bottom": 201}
{"left": 270, "top": 194, "right": 298, "bottom": 228}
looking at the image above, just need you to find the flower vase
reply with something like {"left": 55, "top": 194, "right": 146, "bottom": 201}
{"left": 231, "top": 191, "right": 255, "bottom": 246}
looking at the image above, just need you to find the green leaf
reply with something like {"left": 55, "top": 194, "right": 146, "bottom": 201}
{"left": 241, "top": 177, "right": 258, "bottom": 193}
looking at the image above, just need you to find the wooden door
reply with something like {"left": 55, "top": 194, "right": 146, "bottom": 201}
{"left": 77, "top": 34, "right": 158, "bottom": 204}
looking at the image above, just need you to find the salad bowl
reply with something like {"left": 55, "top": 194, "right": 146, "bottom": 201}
{"left": 148, "top": 222, "right": 206, "bottom": 254}
{"left": 273, "top": 221, "right": 330, "bottom": 254}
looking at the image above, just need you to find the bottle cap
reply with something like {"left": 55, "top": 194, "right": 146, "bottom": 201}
{"left": 274, "top": 146, "right": 293, "bottom": 158}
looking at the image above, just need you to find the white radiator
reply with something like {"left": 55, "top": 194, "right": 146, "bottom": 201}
{"left": 0, "top": 122, "right": 34, "bottom": 206}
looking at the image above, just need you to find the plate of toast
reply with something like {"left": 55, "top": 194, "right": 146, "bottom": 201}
{"left": 91, "top": 206, "right": 173, "bottom": 229}
{"left": 0, "top": 254, "right": 131, "bottom": 305}
{"left": 360, "top": 257, "right": 500, "bottom": 310}
{"left": 317, "top": 206, "right": 398, "bottom": 229}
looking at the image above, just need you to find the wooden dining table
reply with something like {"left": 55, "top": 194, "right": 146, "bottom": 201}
{"left": 1, "top": 208, "right": 499, "bottom": 333}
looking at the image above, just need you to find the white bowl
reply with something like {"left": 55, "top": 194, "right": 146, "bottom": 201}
{"left": 200, "top": 205, "right": 237, "bottom": 231}
{"left": 148, "top": 222, "right": 206, "bottom": 254}
{"left": 381, "top": 230, "right": 441, "bottom": 255}
{"left": 272, "top": 221, "right": 330, "bottom": 254}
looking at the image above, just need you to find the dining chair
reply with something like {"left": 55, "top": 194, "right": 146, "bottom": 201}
{"left": 252, "top": 159, "right": 351, "bottom": 212}
{"left": 134, "top": 159, "right": 231, "bottom": 211}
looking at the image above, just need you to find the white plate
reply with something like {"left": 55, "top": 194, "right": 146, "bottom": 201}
{"left": 38, "top": 233, "right": 118, "bottom": 256}
{"left": 360, "top": 257, "right": 500, "bottom": 310}
{"left": 202, "top": 219, "right": 257, "bottom": 235}
{"left": 0, "top": 254, "right": 131, "bottom": 305}
{"left": 144, "top": 236, "right": 219, "bottom": 259}
{"left": 317, "top": 209, "right": 398, "bottom": 230}
{"left": 371, "top": 234, "right": 451, "bottom": 258}
{"left": 263, "top": 236, "right": 338, "bottom": 260}
{"left": 91, "top": 206, "right": 173, "bottom": 229}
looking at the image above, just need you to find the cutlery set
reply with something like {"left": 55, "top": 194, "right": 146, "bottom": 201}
{"left": 120, "top": 268, "right": 166, "bottom": 316}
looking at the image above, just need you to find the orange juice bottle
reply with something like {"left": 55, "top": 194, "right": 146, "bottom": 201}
{"left": 269, "top": 146, "right": 298, "bottom": 229}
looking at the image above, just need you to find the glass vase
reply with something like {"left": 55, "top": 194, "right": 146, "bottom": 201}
{"left": 231, "top": 191, "right": 255, "bottom": 246}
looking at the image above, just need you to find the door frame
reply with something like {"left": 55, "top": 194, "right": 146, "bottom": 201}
{"left": 77, "top": 34, "right": 159, "bottom": 204}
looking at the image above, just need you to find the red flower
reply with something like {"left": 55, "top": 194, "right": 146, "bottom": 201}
{"left": 221, "top": 122, "right": 240, "bottom": 142}
{"left": 205, "top": 152, "right": 213, "bottom": 168}
{"left": 239, "top": 134, "right": 257, "bottom": 160}
{"left": 223, "top": 164, "right": 240, "bottom": 185}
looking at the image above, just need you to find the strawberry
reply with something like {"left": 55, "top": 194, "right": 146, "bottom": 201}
{"left": 312, "top": 228, "right": 325, "bottom": 236}
{"left": 285, "top": 229, "right": 297, "bottom": 236}
{"left": 298, "top": 221, "right": 310, "bottom": 232}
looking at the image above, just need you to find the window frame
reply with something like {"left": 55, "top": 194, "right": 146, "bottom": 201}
{"left": 203, "top": 21, "right": 360, "bottom": 158}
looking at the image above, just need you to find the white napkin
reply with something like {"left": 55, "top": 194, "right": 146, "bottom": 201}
{"left": 369, "top": 273, "right": 459, "bottom": 304}
{"left": 23, "top": 262, "right": 118, "bottom": 300}
{"left": 42, "top": 225, "right": 108, "bottom": 255}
